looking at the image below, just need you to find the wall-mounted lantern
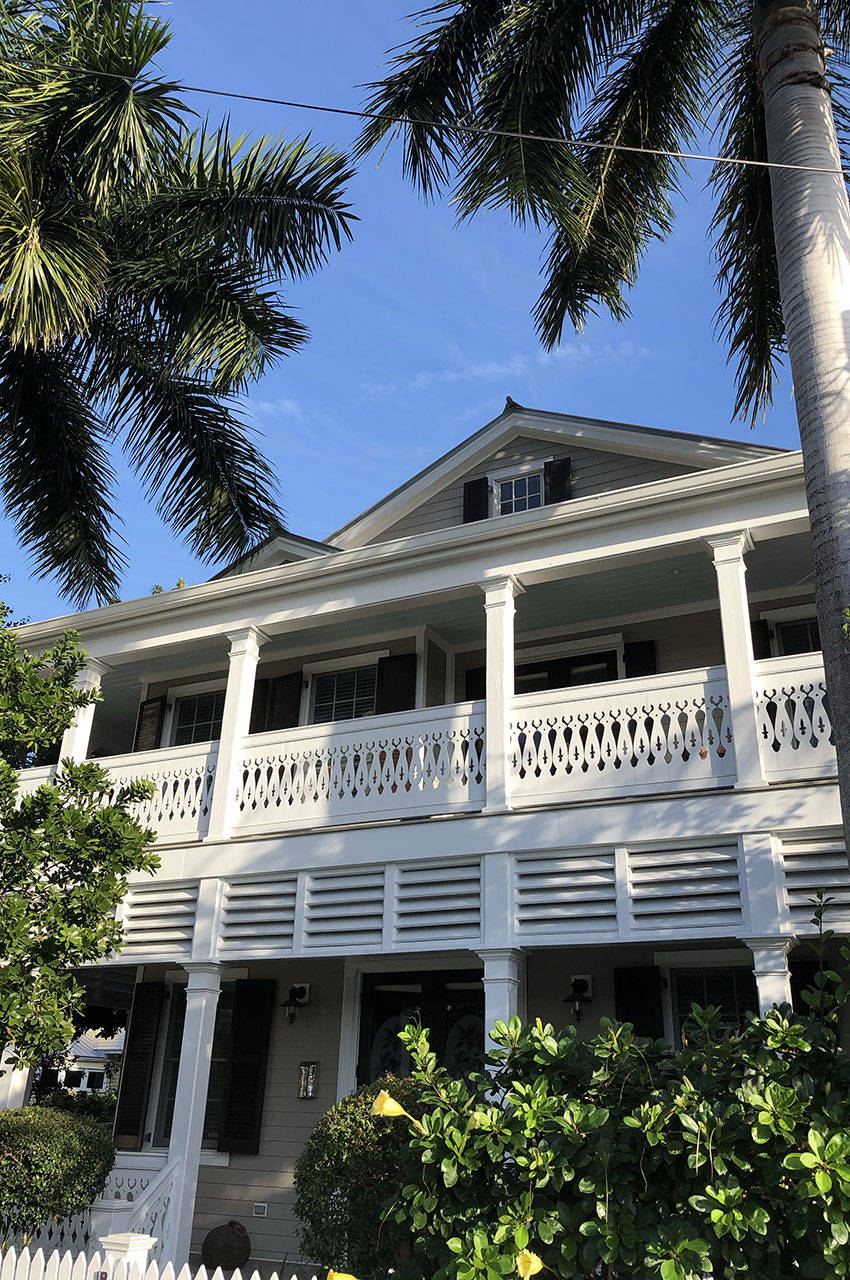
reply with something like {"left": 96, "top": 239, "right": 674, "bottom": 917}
{"left": 564, "top": 974, "right": 593, "bottom": 1022}
{"left": 281, "top": 982, "right": 310, "bottom": 1024}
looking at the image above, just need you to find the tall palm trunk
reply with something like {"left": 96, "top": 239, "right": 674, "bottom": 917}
{"left": 756, "top": 4, "right": 850, "bottom": 859}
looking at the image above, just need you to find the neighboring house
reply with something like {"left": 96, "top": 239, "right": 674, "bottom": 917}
{"left": 5, "top": 402, "right": 845, "bottom": 1268}
{"left": 37, "top": 1029, "right": 125, "bottom": 1094}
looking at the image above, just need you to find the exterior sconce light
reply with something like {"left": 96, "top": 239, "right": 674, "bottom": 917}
{"left": 281, "top": 982, "right": 310, "bottom": 1024}
{"left": 299, "top": 1061, "right": 320, "bottom": 1099}
{"left": 564, "top": 975, "right": 592, "bottom": 1023}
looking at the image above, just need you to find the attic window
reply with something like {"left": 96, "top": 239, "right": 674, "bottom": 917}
{"left": 497, "top": 471, "right": 543, "bottom": 515}
{"left": 462, "top": 457, "right": 571, "bottom": 523}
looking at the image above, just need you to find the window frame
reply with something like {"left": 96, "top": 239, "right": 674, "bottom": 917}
{"left": 301, "top": 649, "right": 390, "bottom": 726}
{"left": 161, "top": 678, "right": 227, "bottom": 747}
{"left": 653, "top": 948, "right": 757, "bottom": 1043}
{"left": 758, "top": 604, "right": 821, "bottom": 658}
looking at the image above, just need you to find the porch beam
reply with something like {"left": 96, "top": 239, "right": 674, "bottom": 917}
{"left": 206, "top": 626, "right": 268, "bottom": 841}
{"left": 481, "top": 577, "right": 524, "bottom": 812}
{"left": 58, "top": 657, "right": 110, "bottom": 763}
{"left": 706, "top": 532, "right": 765, "bottom": 788}
{"left": 743, "top": 936, "right": 796, "bottom": 1014}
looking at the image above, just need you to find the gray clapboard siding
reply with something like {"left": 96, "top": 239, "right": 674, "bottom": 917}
{"left": 370, "top": 437, "right": 696, "bottom": 543}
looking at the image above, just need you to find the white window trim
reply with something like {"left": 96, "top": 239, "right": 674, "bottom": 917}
{"left": 653, "top": 948, "right": 755, "bottom": 1042}
{"left": 488, "top": 457, "right": 552, "bottom": 483}
{"left": 758, "top": 605, "right": 819, "bottom": 659}
{"left": 490, "top": 463, "right": 548, "bottom": 517}
{"left": 162, "top": 678, "right": 227, "bottom": 747}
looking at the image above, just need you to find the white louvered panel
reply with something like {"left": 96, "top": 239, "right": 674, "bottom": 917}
{"left": 219, "top": 876, "right": 297, "bottom": 955}
{"left": 781, "top": 834, "right": 850, "bottom": 927}
{"left": 394, "top": 861, "right": 481, "bottom": 944}
{"left": 515, "top": 850, "right": 617, "bottom": 935}
{"left": 629, "top": 845, "right": 742, "bottom": 931}
{"left": 304, "top": 868, "right": 385, "bottom": 949}
{"left": 121, "top": 883, "right": 198, "bottom": 958}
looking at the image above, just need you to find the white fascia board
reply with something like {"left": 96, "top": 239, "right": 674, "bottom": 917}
{"left": 16, "top": 452, "right": 805, "bottom": 658}
{"left": 329, "top": 410, "right": 788, "bottom": 549}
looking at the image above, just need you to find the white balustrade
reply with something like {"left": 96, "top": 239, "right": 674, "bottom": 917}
{"left": 14, "top": 764, "right": 55, "bottom": 799}
{"left": 91, "top": 1157, "right": 180, "bottom": 1264}
{"left": 98, "top": 742, "right": 218, "bottom": 841}
{"left": 754, "top": 654, "right": 835, "bottom": 781}
{"left": 233, "top": 701, "right": 486, "bottom": 831}
{"left": 510, "top": 667, "right": 737, "bottom": 802}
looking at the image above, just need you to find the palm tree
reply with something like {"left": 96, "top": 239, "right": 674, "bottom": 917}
{"left": 357, "top": 1, "right": 850, "bottom": 848}
{"left": 0, "top": 0, "right": 354, "bottom": 607}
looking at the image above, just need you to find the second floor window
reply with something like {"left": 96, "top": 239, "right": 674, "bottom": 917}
{"left": 312, "top": 665, "right": 377, "bottom": 724}
{"left": 497, "top": 471, "right": 543, "bottom": 515}
{"left": 776, "top": 616, "right": 820, "bottom": 656}
{"left": 172, "top": 690, "right": 226, "bottom": 745}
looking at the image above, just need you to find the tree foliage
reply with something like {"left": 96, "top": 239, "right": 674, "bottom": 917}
{"left": 0, "top": 1106, "right": 115, "bottom": 1242}
{"left": 357, "top": 0, "right": 850, "bottom": 425}
{"left": 0, "top": 0, "right": 355, "bottom": 606}
{"left": 382, "top": 1000, "right": 850, "bottom": 1280}
{"left": 0, "top": 612, "right": 158, "bottom": 1065}
{"left": 294, "top": 1076, "right": 422, "bottom": 1279}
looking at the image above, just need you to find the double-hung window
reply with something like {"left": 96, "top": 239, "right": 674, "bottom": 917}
{"left": 172, "top": 689, "right": 226, "bottom": 745}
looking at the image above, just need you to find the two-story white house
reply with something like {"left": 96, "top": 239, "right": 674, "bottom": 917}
{"left": 3, "top": 402, "right": 845, "bottom": 1271}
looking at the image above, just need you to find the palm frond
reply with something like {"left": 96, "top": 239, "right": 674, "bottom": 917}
{"left": 534, "top": 0, "right": 722, "bottom": 343}
{"left": 709, "top": 33, "right": 785, "bottom": 425}
{"left": 0, "top": 340, "right": 122, "bottom": 605}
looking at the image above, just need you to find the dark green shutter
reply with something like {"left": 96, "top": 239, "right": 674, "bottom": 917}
{"left": 462, "top": 477, "right": 489, "bottom": 523}
{"left": 544, "top": 457, "right": 571, "bottom": 504}
{"left": 132, "top": 696, "right": 167, "bottom": 752}
{"left": 267, "top": 673, "right": 303, "bottom": 731}
{"left": 614, "top": 966, "right": 665, "bottom": 1039}
{"left": 376, "top": 654, "right": 417, "bottom": 714}
{"left": 623, "top": 641, "right": 657, "bottom": 679}
{"left": 249, "top": 679, "right": 270, "bottom": 734}
{"left": 219, "top": 979, "right": 276, "bottom": 1155}
{"left": 751, "top": 619, "right": 772, "bottom": 660}
{"left": 113, "top": 981, "right": 164, "bottom": 1149}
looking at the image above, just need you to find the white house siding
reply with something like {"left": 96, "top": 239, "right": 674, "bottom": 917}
{"left": 370, "top": 438, "right": 696, "bottom": 543}
{"left": 191, "top": 958, "right": 344, "bottom": 1267}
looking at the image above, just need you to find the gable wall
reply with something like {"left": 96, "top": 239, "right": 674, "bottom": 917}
{"left": 368, "top": 436, "right": 697, "bottom": 544}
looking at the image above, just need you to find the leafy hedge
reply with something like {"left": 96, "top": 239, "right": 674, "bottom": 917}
{"left": 0, "top": 1106, "right": 115, "bottom": 1241}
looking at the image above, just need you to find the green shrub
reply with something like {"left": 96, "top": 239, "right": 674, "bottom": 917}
{"left": 0, "top": 1106, "right": 115, "bottom": 1242}
{"left": 294, "top": 1075, "right": 422, "bottom": 1279}
{"left": 388, "top": 1007, "right": 850, "bottom": 1280}
{"left": 41, "top": 1087, "right": 118, "bottom": 1126}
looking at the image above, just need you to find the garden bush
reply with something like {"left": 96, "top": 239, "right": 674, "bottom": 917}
{"left": 0, "top": 1105, "right": 115, "bottom": 1242}
{"left": 381, "top": 1004, "right": 850, "bottom": 1280}
{"left": 294, "top": 1075, "right": 422, "bottom": 1279}
{"left": 41, "top": 1087, "right": 118, "bottom": 1126}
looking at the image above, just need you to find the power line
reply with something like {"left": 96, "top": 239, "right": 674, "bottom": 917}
{"left": 35, "top": 62, "right": 850, "bottom": 178}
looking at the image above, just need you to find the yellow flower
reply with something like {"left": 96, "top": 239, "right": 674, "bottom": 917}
{"left": 370, "top": 1089, "right": 424, "bottom": 1132}
{"left": 327, "top": 1270, "right": 358, "bottom": 1280}
{"left": 516, "top": 1250, "right": 544, "bottom": 1279}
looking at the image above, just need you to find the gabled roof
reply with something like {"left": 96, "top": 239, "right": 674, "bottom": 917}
{"left": 328, "top": 401, "right": 787, "bottom": 550}
{"left": 210, "top": 527, "right": 340, "bottom": 580}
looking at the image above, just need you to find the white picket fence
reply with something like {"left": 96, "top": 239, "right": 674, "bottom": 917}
{"left": 0, "top": 1249, "right": 320, "bottom": 1280}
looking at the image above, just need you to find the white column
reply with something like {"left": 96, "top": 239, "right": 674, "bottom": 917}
{"left": 481, "top": 577, "right": 524, "bottom": 812}
{"left": 744, "top": 936, "right": 795, "bottom": 1014}
{"left": 205, "top": 626, "right": 268, "bottom": 841}
{"left": 58, "top": 658, "right": 110, "bottom": 763}
{"left": 706, "top": 533, "right": 764, "bottom": 788}
{"left": 167, "top": 962, "right": 222, "bottom": 1267}
{"left": 0, "top": 1048, "right": 31, "bottom": 1108}
{"left": 477, "top": 948, "right": 526, "bottom": 1047}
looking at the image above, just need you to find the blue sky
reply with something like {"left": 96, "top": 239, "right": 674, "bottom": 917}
{"left": 0, "top": 0, "right": 802, "bottom": 623}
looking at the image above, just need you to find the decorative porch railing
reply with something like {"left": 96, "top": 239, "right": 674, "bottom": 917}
{"left": 509, "top": 666, "right": 737, "bottom": 803}
{"left": 232, "top": 700, "right": 486, "bottom": 831}
{"left": 98, "top": 742, "right": 218, "bottom": 841}
{"left": 754, "top": 654, "right": 835, "bottom": 781}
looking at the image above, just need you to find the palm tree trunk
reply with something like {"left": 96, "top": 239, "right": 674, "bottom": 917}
{"left": 756, "top": 4, "right": 850, "bottom": 861}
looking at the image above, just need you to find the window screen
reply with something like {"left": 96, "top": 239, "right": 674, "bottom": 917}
{"left": 172, "top": 690, "right": 226, "bottom": 745}
{"left": 312, "top": 666, "right": 377, "bottom": 724}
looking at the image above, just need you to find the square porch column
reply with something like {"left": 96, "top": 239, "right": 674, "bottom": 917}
{"left": 743, "top": 936, "right": 796, "bottom": 1013}
{"left": 706, "top": 532, "right": 765, "bottom": 788}
{"left": 0, "top": 1049, "right": 31, "bottom": 1108}
{"left": 481, "top": 577, "right": 524, "bottom": 812}
{"left": 58, "top": 658, "right": 110, "bottom": 763}
{"left": 206, "top": 626, "right": 268, "bottom": 841}
{"left": 166, "top": 961, "right": 222, "bottom": 1266}
{"left": 477, "top": 948, "right": 526, "bottom": 1049}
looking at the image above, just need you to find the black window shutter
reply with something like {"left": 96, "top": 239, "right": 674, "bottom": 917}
{"left": 113, "top": 981, "right": 164, "bottom": 1149}
{"left": 465, "top": 665, "right": 486, "bottom": 701}
{"left": 790, "top": 959, "right": 821, "bottom": 1015}
{"left": 219, "top": 978, "right": 276, "bottom": 1155}
{"left": 132, "top": 696, "right": 167, "bottom": 753}
{"left": 462, "top": 477, "right": 489, "bottom": 523}
{"left": 544, "top": 457, "right": 571, "bottom": 505}
{"left": 614, "top": 966, "right": 665, "bottom": 1039}
{"left": 249, "top": 679, "right": 270, "bottom": 734}
{"left": 623, "top": 641, "right": 657, "bottom": 679}
{"left": 267, "top": 673, "right": 303, "bottom": 731}
{"left": 375, "top": 654, "right": 417, "bottom": 714}
{"left": 751, "top": 618, "right": 772, "bottom": 661}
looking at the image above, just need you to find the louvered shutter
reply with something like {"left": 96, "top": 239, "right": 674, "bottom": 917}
{"left": 462, "top": 477, "right": 489, "bottom": 523}
{"left": 613, "top": 966, "right": 664, "bottom": 1039}
{"left": 623, "top": 641, "right": 657, "bottom": 679}
{"left": 249, "top": 679, "right": 270, "bottom": 734}
{"left": 113, "top": 981, "right": 164, "bottom": 1149}
{"left": 132, "top": 696, "right": 167, "bottom": 753}
{"left": 267, "top": 673, "right": 303, "bottom": 731}
{"left": 751, "top": 619, "right": 772, "bottom": 660}
{"left": 544, "top": 457, "right": 571, "bottom": 504}
{"left": 218, "top": 978, "right": 276, "bottom": 1154}
{"left": 375, "top": 653, "right": 417, "bottom": 714}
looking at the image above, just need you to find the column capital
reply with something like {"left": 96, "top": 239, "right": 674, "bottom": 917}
{"left": 705, "top": 530, "right": 754, "bottom": 563}
{"left": 477, "top": 947, "right": 526, "bottom": 976}
{"left": 225, "top": 626, "right": 269, "bottom": 658}
{"left": 743, "top": 935, "right": 797, "bottom": 968}
{"left": 181, "top": 961, "right": 222, "bottom": 993}
{"left": 480, "top": 575, "right": 525, "bottom": 605}
{"left": 79, "top": 657, "right": 111, "bottom": 685}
